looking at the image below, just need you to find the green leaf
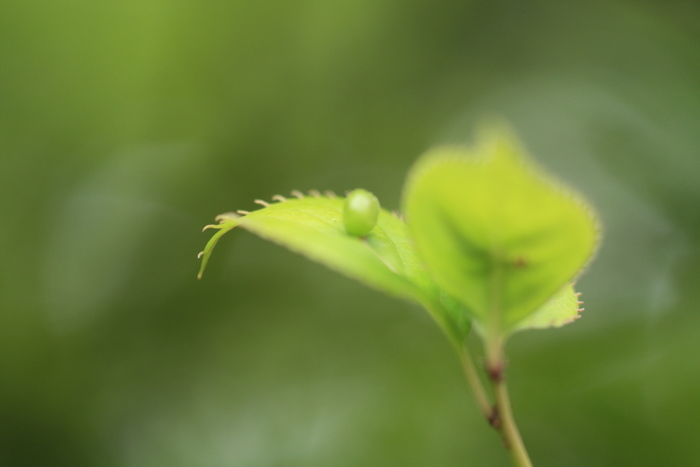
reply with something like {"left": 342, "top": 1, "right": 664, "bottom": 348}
{"left": 402, "top": 127, "right": 599, "bottom": 341}
{"left": 512, "top": 283, "right": 583, "bottom": 333}
{"left": 198, "top": 193, "right": 470, "bottom": 345}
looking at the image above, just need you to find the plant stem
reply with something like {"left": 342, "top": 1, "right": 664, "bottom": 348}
{"left": 460, "top": 340, "right": 533, "bottom": 467}
{"left": 491, "top": 367, "right": 533, "bottom": 467}
{"left": 459, "top": 345, "right": 492, "bottom": 420}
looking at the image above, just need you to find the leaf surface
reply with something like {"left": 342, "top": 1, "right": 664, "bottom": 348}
{"left": 513, "top": 284, "right": 582, "bottom": 333}
{"left": 402, "top": 129, "right": 599, "bottom": 339}
{"left": 198, "top": 195, "right": 470, "bottom": 344}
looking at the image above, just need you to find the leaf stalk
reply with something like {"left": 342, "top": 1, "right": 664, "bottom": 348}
{"left": 492, "top": 372, "right": 533, "bottom": 467}
{"left": 460, "top": 341, "right": 533, "bottom": 467}
{"left": 459, "top": 345, "right": 492, "bottom": 420}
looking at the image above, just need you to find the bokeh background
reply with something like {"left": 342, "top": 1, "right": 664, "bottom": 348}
{"left": 2, "top": 1, "right": 700, "bottom": 466}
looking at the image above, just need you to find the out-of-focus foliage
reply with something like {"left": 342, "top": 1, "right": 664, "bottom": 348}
{"left": 1, "top": 1, "right": 699, "bottom": 466}
{"left": 403, "top": 129, "right": 597, "bottom": 338}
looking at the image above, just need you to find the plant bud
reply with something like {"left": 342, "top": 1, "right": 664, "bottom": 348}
{"left": 343, "top": 189, "right": 379, "bottom": 237}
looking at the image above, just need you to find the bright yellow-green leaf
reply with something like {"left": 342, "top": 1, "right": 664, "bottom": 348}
{"left": 512, "top": 284, "right": 583, "bottom": 333}
{"left": 402, "top": 128, "right": 599, "bottom": 340}
{"left": 198, "top": 194, "right": 470, "bottom": 345}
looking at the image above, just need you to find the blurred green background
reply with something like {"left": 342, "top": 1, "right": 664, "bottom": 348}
{"left": 2, "top": 1, "right": 700, "bottom": 465}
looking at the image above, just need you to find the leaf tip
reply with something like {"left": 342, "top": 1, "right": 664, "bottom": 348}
{"left": 198, "top": 212, "right": 241, "bottom": 280}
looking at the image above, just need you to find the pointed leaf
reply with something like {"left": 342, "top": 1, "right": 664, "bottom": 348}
{"left": 402, "top": 128, "right": 599, "bottom": 340}
{"left": 512, "top": 283, "right": 583, "bottom": 333}
{"left": 198, "top": 193, "right": 470, "bottom": 344}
